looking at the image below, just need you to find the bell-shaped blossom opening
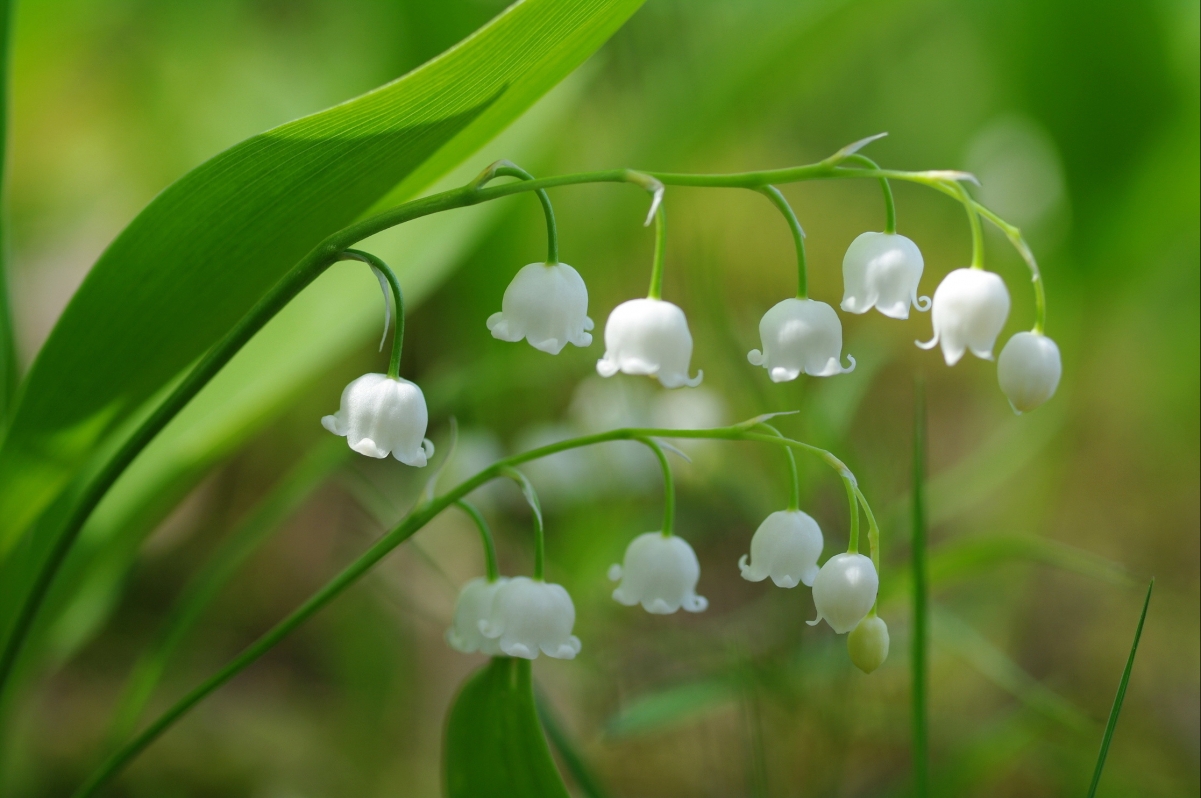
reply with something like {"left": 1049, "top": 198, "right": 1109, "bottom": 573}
{"left": 917, "top": 268, "right": 1010, "bottom": 366}
{"left": 807, "top": 552, "right": 878, "bottom": 634}
{"left": 997, "top": 331, "right": 1061, "bottom": 414}
{"left": 739, "top": 510, "right": 823, "bottom": 588}
{"left": 478, "top": 576, "right": 581, "bottom": 660}
{"left": 609, "top": 532, "right": 708, "bottom": 614}
{"left": 596, "top": 298, "right": 702, "bottom": 389}
{"left": 848, "top": 615, "right": 890, "bottom": 674}
{"left": 445, "top": 577, "right": 508, "bottom": 656}
{"left": 321, "top": 373, "right": 434, "bottom": 466}
{"left": 486, "top": 262, "right": 594, "bottom": 355}
{"left": 841, "top": 232, "right": 929, "bottom": 320}
{"left": 747, "top": 298, "right": 855, "bottom": 382}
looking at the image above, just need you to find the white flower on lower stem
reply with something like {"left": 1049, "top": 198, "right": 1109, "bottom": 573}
{"left": 321, "top": 373, "right": 434, "bottom": 466}
{"left": 807, "top": 553, "right": 878, "bottom": 634}
{"left": 478, "top": 576, "right": 581, "bottom": 660}
{"left": 841, "top": 232, "right": 930, "bottom": 319}
{"left": 747, "top": 298, "right": 855, "bottom": 381}
{"left": 486, "top": 262, "right": 594, "bottom": 354}
{"left": 917, "top": 268, "right": 1010, "bottom": 365}
{"left": 848, "top": 615, "right": 890, "bottom": 674}
{"left": 739, "top": 510, "right": 824, "bottom": 588}
{"left": 445, "top": 577, "right": 508, "bottom": 656}
{"left": 596, "top": 298, "right": 702, "bottom": 388}
{"left": 609, "top": 532, "right": 708, "bottom": 614}
{"left": 997, "top": 331, "right": 1062, "bottom": 413}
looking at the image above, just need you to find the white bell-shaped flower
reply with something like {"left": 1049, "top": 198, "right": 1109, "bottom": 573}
{"left": 807, "top": 553, "right": 878, "bottom": 634}
{"left": 321, "top": 373, "right": 434, "bottom": 466}
{"left": 478, "top": 576, "right": 581, "bottom": 660}
{"left": 997, "top": 331, "right": 1062, "bottom": 413}
{"left": 848, "top": 615, "right": 890, "bottom": 674}
{"left": 917, "top": 268, "right": 1011, "bottom": 365}
{"left": 445, "top": 577, "right": 508, "bottom": 656}
{"left": 747, "top": 298, "right": 855, "bottom": 381}
{"left": 596, "top": 298, "right": 702, "bottom": 388}
{"left": 738, "top": 510, "right": 823, "bottom": 588}
{"left": 609, "top": 532, "right": 708, "bottom": 614}
{"left": 486, "top": 262, "right": 594, "bottom": 354}
{"left": 841, "top": 232, "right": 930, "bottom": 319}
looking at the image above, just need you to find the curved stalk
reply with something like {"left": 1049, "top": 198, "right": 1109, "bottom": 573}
{"left": 454, "top": 500, "right": 498, "bottom": 583}
{"left": 646, "top": 202, "right": 668, "bottom": 300}
{"left": 637, "top": 437, "right": 675, "bottom": 536}
{"left": 756, "top": 423, "right": 799, "bottom": 511}
{"left": 501, "top": 467, "right": 545, "bottom": 580}
{"left": 844, "top": 478, "right": 861, "bottom": 554}
{"left": 473, "top": 160, "right": 559, "bottom": 264}
{"left": 755, "top": 186, "right": 807, "bottom": 299}
{"left": 839, "top": 153, "right": 896, "bottom": 234}
{"left": 337, "top": 250, "right": 404, "bottom": 379}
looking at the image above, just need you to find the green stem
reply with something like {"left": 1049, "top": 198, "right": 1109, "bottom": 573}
{"left": 473, "top": 160, "right": 558, "bottom": 264}
{"left": 338, "top": 250, "right": 404, "bottom": 379}
{"left": 911, "top": 379, "right": 929, "bottom": 797}
{"left": 757, "top": 423, "right": 799, "bottom": 511}
{"left": 502, "top": 467, "right": 544, "bottom": 580}
{"left": 844, "top": 478, "right": 860, "bottom": 554}
{"left": 455, "top": 500, "right": 499, "bottom": 582}
{"left": 646, "top": 202, "right": 667, "bottom": 300}
{"left": 852, "top": 483, "right": 881, "bottom": 609}
{"left": 638, "top": 438, "right": 675, "bottom": 536}
{"left": 756, "top": 186, "right": 807, "bottom": 299}
{"left": 840, "top": 154, "right": 896, "bottom": 234}
{"left": 0, "top": 0, "right": 13, "bottom": 429}
{"left": 951, "top": 181, "right": 984, "bottom": 269}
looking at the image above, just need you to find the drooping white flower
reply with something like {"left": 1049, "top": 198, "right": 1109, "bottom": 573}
{"left": 747, "top": 298, "right": 855, "bottom": 381}
{"left": 807, "top": 553, "right": 878, "bottom": 634}
{"left": 840, "top": 232, "right": 930, "bottom": 319}
{"left": 478, "top": 576, "right": 581, "bottom": 660}
{"left": 848, "top": 615, "right": 890, "bottom": 674}
{"left": 321, "top": 373, "right": 434, "bottom": 466}
{"left": 445, "top": 577, "right": 507, "bottom": 656}
{"left": 997, "top": 331, "right": 1061, "bottom": 413}
{"left": 596, "top": 298, "right": 702, "bottom": 388}
{"left": 739, "top": 510, "right": 824, "bottom": 588}
{"left": 486, "top": 262, "right": 594, "bottom": 354}
{"left": 609, "top": 532, "right": 708, "bottom": 614}
{"left": 917, "top": 268, "right": 1010, "bottom": 365}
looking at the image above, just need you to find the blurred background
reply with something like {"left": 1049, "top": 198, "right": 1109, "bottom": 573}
{"left": 4, "top": 0, "right": 1198, "bottom": 795}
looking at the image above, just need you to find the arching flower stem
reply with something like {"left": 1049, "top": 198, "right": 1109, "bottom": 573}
{"left": 336, "top": 250, "right": 404, "bottom": 379}
{"left": 844, "top": 478, "right": 861, "bottom": 555}
{"left": 839, "top": 153, "right": 896, "bottom": 235}
{"left": 472, "top": 160, "right": 559, "bottom": 264}
{"left": 646, "top": 202, "right": 668, "bottom": 300}
{"left": 952, "top": 180, "right": 985, "bottom": 269}
{"left": 501, "top": 467, "right": 545, "bottom": 580}
{"left": 756, "top": 185, "right": 807, "bottom": 299}
{"left": 851, "top": 482, "right": 882, "bottom": 612}
{"left": 454, "top": 500, "right": 498, "bottom": 582}
{"left": 756, "top": 423, "right": 800, "bottom": 511}
{"left": 638, "top": 437, "right": 675, "bottom": 537}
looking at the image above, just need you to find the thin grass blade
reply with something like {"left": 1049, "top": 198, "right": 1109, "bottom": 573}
{"left": 912, "top": 378, "right": 929, "bottom": 796}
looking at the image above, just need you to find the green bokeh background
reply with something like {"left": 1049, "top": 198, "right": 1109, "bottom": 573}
{"left": 5, "top": 0, "right": 1197, "bottom": 795}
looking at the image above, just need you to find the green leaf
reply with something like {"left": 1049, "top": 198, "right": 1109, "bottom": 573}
{"left": 0, "top": 0, "right": 14, "bottom": 427}
{"left": 537, "top": 688, "right": 611, "bottom": 798}
{"left": 444, "top": 657, "right": 569, "bottom": 798}
{"left": 604, "top": 678, "right": 738, "bottom": 738}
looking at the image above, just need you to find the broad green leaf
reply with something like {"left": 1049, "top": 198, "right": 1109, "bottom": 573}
{"left": 444, "top": 657, "right": 569, "bottom": 798}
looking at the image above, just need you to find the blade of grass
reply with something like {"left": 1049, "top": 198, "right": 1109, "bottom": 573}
{"left": 1086, "top": 579, "right": 1153, "bottom": 797}
{"left": 0, "top": 0, "right": 14, "bottom": 426}
{"left": 912, "top": 377, "right": 929, "bottom": 796}
{"left": 536, "top": 687, "right": 610, "bottom": 798}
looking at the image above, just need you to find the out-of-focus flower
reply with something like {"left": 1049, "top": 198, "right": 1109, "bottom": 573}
{"left": 847, "top": 615, "right": 890, "bottom": 673}
{"left": 748, "top": 298, "right": 855, "bottom": 381}
{"left": 997, "top": 331, "right": 1062, "bottom": 413}
{"left": 597, "top": 298, "right": 702, "bottom": 388}
{"left": 609, "top": 532, "right": 708, "bottom": 614}
{"left": 486, "top": 262, "right": 594, "bottom": 354}
{"left": 738, "top": 510, "right": 823, "bottom": 588}
{"left": 479, "top": 576, "right": 581, "bottom": 660}
{"left": 917, "top": 268, "right": 1010, "bottom": 365}
{"left": 322, "top": 373, "right": 433, "bottom": 466}
{"left": 807, "top": 553, "right": 878, "bottom": 633}
{"left": 840, "top": 232, "right": 929, "bottom": 319}
{"left": 445, "top": 577, "right": 507, "bottom": 656}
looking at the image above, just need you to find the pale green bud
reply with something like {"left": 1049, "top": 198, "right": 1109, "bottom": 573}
{"left": 848, "top": 615, "right": 889, "bottom": 674}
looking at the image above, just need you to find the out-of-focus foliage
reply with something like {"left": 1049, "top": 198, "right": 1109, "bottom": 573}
{"left": 3, "top": 0, "right": 1196, "bottom": 796}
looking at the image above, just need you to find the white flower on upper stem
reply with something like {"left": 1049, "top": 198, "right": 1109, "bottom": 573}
{"left": 747, "top": 298, "right": 855, "bottom": 381}
{"left": 739, "top": 510, "right": 824, "bottom": 588}
{"left": 610, "top": 532, "right": 708, "bottom": 614}
{"left": 597, "top": 298, "right": 702, "bottom": 389}
{"left": 322, "top": 373, "right": 434, "bottom": 466}
{"left": 841, "top": 232, "right": 930, "bottom": 319}
{"left": 997, "top": 331, "right": 1061, "bottom": 413}
{"left": 807, "top": 552, "right": 878, "bottom": 634}
{"left": 478, "top": 576, "right": 581, "bottom": 660}
{"left": 917, "top": 268, "right": 1010, "bottom": 365}
{"left": 848, "top": 615, "right": 890, "bottom": 674}
{"left": 487, "top": 262, "right": 594, "bottom": 354}
{"left": 445, "top": 577, "right": 507, "bottom": 656}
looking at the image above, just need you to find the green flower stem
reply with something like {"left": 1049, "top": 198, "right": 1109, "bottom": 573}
{"left": 638, "top": 438, "right": 675, "bottom": 536}
{"left": 852, "top": 482, "right": 882, "bottom": 612}
{"left": 454, "top": 500, "right": 499, "bottom": 582}
{"left": 839, "top": 154, "right": 896, "bottom": 234}
{"left": 473, "top": 160, "right": 559, "bottom": 264}
{"left": 646, "top": 202, "right": 667, "bottom": 299}
{"left": 756, "top": 423, "right": 799, "bottom": 511}
{"left": 844, "top": 478, "right": 861, "bottom": 554}
{"left": 952, "top": 181, "right": 985, "bottom": 269}
{"left": 337, "top": 250, "right": 404, "bottom": 379}
{"left": 756, "top": 186, "right": 807, "bottom": 299}
{"left": 501, "top": 467, "right": 544, "bottom": 580}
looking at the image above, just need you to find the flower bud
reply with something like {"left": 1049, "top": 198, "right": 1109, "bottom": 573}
{"left": 807, "top": 553, "right": 878, "bottom": 634}
{"left": 841, "top": 232, "right": 929, "bottom": 320}
{"left": 478, "top": 576, "right": 581, "bottom": 660}
{"left": 486, "top": 262, "right": 594, "bottom": 354}
{"left": 596, "top": 298, "right": 702, "bottom": 388}
{"left": 322, "top": 373, "right": 434, "bottom": 466}
{"left": 997, "top": 331, "right": 1061, "bottom": 413}
{"left": 917, "top": 268, "right": 1010, "bottom": 365}
{"left": 739, "top": 510, "right": 823, "bottom": 588}
{"left": 609, "top": 532, "right": 708, "bottom": 614}
{"left": 747, "top": 298, "right": 855, "bottom": 381}
{"left": 445, "top": 577, "right": 507, "bottom": 656}
{"left": 847, "top": 615, "right": 889, "bottom": 673}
